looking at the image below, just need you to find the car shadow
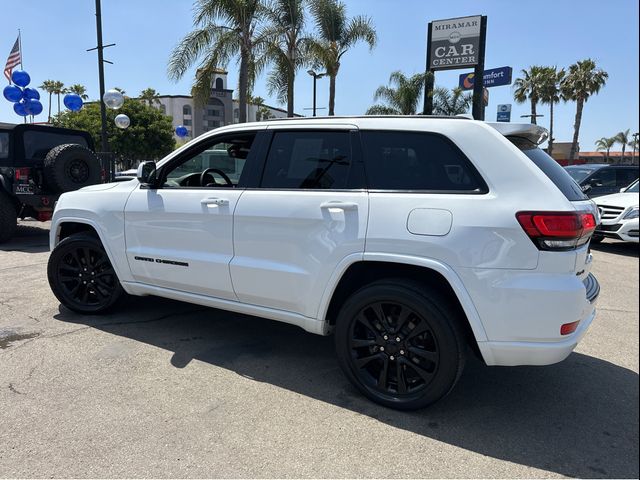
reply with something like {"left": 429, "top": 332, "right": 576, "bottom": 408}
{"left": 591, "top": 240, "right": 639, "bottom": 258}
{"left": 54, "top": 296, "right": 639, "bottom": 479}
{"left": 0, "top": 220, "right": 50, "bottom": 253}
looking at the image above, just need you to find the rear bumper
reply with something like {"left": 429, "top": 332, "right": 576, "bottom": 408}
{"left": 15, "top": 193, "right": 57, "bottom": 210}
{"left": 479, "top": 307, "right": 597, "bottom": 366}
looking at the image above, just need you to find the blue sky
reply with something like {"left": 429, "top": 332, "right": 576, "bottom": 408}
{"left": 2, "top": 0, "right": 638, "bottom": 151}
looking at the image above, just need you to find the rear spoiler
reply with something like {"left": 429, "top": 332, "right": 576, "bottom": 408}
{"left": 487, "top": 122, "right": 549, "bottom": 146}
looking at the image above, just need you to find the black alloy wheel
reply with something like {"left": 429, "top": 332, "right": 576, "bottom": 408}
{"left": 335, "top": 279, "right": 465, "bottom": 410}
{"left": 48, "top": 233, "right": 123, "bottom": 314}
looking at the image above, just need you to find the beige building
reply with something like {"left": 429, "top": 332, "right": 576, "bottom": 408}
{"left": 155, "top": 70, "right": 297, "bottom": 140}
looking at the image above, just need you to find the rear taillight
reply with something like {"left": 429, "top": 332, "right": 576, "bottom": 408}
{"left": 516, "top": 211, "right": 596, "bottom": 250}
{"left": 15, "top": 167, "right": 31, "bottom": 181}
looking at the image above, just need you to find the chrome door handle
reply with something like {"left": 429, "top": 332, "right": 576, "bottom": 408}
{"left": 200, "top": 197, "right": 229, "bottom": 206}
{"left": 320, "top": 201, "right": 358, "bottom": 211}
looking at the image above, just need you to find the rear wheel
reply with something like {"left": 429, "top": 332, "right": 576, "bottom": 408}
{"left": 0, "top": 191, "right": 17, "bottom": 243}
{"left": 47, "top": 233, "right": 123, "bottom": 313}
{"left": 335, "top": 279, "right": 466, "bottom": 410}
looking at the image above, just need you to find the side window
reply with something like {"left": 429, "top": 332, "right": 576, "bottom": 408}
{"left": 261, "top": 131, "right": 352, "bottom": 189}
{"left": 617, "top": 169, "right": 638, "bottom": 187}
{"left": 0, "top": 132, "right": 8, "bottom": 159}
{"left": 590, "top": 168, "right": 616, "bottom": 187}
{"left": 361, "top": 131, "right": 486, "bottom": 191}
{"left": 162, "top": 133, "right": 255, "bottom": 188}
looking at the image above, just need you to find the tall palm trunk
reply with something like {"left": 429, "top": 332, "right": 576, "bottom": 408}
{"left": 530, "top": 98, "right": 537, "bottom": 125}
{"left": 57, "top": 94, "right": 61, "bottom": 115}
{"left": 606, "top": 147, "right": 610, "bottom": 162}
{"left": 329, "top": 74, "right": 336, "bottom": 116}
{"left": 621, "top": 143, "right": 626, "bottom": 162}
{"left": 569, "top": 98, "right": 584, "bottom": 164}
{"left": 548, "top": 101, "right": 554, "bottom": 156}
{"left": 47, "top": 93, "right": 53, "bottom": 122}
{"left": 287, "top": 68, "right": 295, "bottom": 117}
{"left": 238, "top": 50, "right": 249, "bottom": 123}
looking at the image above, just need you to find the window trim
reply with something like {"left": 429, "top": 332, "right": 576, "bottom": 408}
{"left": 254, "top": 129, "right": 366, "bottom": 191}
{"left": 358, "top": 129, "right": 489, "bottom": 194}
{"left": 150, "top": 129, "right": 265, "bottom": 190}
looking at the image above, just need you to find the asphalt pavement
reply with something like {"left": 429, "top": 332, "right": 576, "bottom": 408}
{"left": 0, "top": 219, "right": 638, "bottom": 478}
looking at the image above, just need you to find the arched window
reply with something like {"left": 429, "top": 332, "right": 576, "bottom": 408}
{"left": 215, "top": 78, "right": 223, "bottom": 90}
{"left": 183, "top": 105, "right": 192, "bottom": 116}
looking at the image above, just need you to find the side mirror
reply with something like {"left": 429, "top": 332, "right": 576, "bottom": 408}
{"left": 137, "top": 161, "right": 157, "bottom": 187}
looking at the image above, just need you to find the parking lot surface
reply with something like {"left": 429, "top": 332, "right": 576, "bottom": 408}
{"left": 1, "top": 220, "right": 638, "bottom": 478}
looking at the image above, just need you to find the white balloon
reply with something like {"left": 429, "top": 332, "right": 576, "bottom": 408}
{"left": 114, "top": 113, "right": 130, "bottom": 129}
{"left": 103, "top": 89, "right": 125, "bottom": 110}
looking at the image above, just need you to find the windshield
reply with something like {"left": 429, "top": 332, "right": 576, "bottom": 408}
{"left": 508, "top": 137, "right": 587, "bottom": 201}
{"left": 565, "top": 166, "right": 599, "bottom": 183}
{"left": 625, "top": 179, "right": 639, "bottom": 193}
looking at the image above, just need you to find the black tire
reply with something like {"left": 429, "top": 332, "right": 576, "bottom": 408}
{"left": 47, "top": 233, "right": 123, "bottom": 314}
{"left": 43, "top": 144, "right": 101, "bottom": 193}
{"left": 0, "top": 190, "right": 17, "bottom": 243}
{"left": 590, "top": 234, "right": 604, "bottom": 244}
{"left": 334, "top": 279, "right": 466, "bottom": 410}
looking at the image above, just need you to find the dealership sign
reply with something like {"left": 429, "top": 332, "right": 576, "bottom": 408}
{"left": 428, "top": 15, "right": 482, "bottom": 71}
{"left": 459, "top": 66, "right": 513, "bottom": 90}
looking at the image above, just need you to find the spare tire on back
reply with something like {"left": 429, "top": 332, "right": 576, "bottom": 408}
{"left": 44, "top": 144, "right": 102, "bottom": 193}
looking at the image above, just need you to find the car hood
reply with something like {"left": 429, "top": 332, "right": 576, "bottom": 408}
{"left": 594, "top": 192, "right": 639, "bottom": 208}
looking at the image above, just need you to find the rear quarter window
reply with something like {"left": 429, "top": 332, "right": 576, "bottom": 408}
{"left": 508, "top": 137, "right": 587, "bottom": 201}
{"left": 360, "top": 131, "right": 487, "bottom": 192}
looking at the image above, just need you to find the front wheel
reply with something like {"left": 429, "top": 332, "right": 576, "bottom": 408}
{"left": 47, "top": 233, "right": 123, "bottom": 314}
{"left": 334, "top": 279, "right": 466, "bottom": 410}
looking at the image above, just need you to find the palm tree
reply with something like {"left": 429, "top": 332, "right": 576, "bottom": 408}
{"left": 139, "top": 87, "right": 161, "bottom": 106}
{"left": 309, "top": 0, "right": 376, "bottom": 116}
{"left": 365, "top": 71, "right": 428, "bottom": 115}
{"left": 67, "top": 84, "right": 89, "bottom": 100}
{"left": 538, "top": 66, "right": 565, "bottom": 157}
{"left": 561, "top": 59, "right": 608, "bottom": 163}
{"left": 614, "top": 129, "right": 630, "bottom": 162}
{"left": 595, "top": 137, "right": 616, "bottom": 162}
{"left": 168, "top": 0, "right": 269, "bottom": 123}
{"left": 432, "top": 87, "right": 472, "bottom": 116}
{"left": 51, "top": 81, "right": 65, "bottom": 115}
{"left": 39, "top": 80, "right": 56, "bottom": 122}
{"left": 513, "top": 66, "right": 545, "bottom": 125}
{"left": 629, "top": 135, "right": 639, "bottom": 164}
{"left": 264, "top": 0, "right": 311, "bottom": 117}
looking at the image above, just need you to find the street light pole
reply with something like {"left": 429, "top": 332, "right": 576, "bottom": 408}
{"left": 307, "top": 70, "right": 326, "bottom": 117}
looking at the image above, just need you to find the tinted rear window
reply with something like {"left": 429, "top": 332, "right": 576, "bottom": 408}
{"left": 23, "top": 131, "right": 88, "bottom": 160}
{"left": 361, "top": 131, "right": 487, "bottom": 192}
{"left": 509, "top": 137, "right": 587, "bottom": 201}
{"left": 565, "top": 166, "right": 598, "bottom": 183}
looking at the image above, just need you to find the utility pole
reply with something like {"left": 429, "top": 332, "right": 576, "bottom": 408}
{"left": 471, "top": 16, "right": 487, "bottom": 120}
{"left": 87, "top": 0, "right": 115, "bottom": 177}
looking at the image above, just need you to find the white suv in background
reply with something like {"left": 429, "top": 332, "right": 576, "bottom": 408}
{"left": 47, "top": 117, "right": 599, "bottom": 410}
{"left": 592, "top": 179, "right": 639, "bottom": 243}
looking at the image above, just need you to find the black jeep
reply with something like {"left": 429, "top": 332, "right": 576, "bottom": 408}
{"left": 0, "top": 123, "right": 103, "bottom": 243}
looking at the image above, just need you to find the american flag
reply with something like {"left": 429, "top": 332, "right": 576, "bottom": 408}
{"left": 4, "top": 36, "right": 21, "bottom": 83}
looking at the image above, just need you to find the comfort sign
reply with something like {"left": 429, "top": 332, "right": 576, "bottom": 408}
{"left": 429, "top": 15, "right": 481, "bottom": 71}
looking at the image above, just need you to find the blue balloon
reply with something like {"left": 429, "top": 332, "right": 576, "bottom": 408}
{"left": 11, "top": 70, "right": 30, "bottom": 87}
{"left": 25, "top": 99, "right": 43, "bottom": 116}
{"left": 63, "top": 93, "right": 83, "bottom": 111}
{"left": 13, "top": 101, "right": 27, "bottom": 116}
{"left": 3, "top": 84, "right": 23, "bottom": 102}
{"left": 175, "top": 125, "right": 188, "bottom": 137}
{"left": 23, "top": 87, "right": 40, "bottom": 100}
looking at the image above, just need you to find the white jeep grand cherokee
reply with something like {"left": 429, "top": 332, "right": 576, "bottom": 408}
{"left": 47, "top": 117, "right": 600, "bottom": 410}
